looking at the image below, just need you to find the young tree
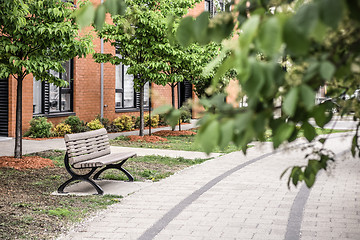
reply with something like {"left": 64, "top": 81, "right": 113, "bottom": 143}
{"left": 0, "top": 0, "right": 92, "bottom": 158}
{"left": 173, "top": 0, "right": 360, "bottom": 187}
{"left": 94, "top": 0, "right": 199, "bottom": 136}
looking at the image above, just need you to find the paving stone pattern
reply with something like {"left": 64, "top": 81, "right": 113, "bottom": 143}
{"left": 57, "top": 133, "right": 360, "bottom": 240}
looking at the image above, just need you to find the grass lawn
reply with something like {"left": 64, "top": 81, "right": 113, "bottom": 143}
{"left": 0, "top": 150, "right": 208, "bottom": 239}
{"left": 111, "top": 127, "right": 348, "bottom": 152}
{"left": 111, "top": 134, "right": 243, "bottom": 153}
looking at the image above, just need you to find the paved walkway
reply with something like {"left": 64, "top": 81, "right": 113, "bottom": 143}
{"left": 55, "top": 132, "right": 360, "bottom": 240}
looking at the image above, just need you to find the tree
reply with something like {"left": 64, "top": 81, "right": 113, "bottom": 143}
{"left": 0, "top": 0, "right": 92, "bottom": 158}
{"left": 94, "top": 0, "right": 200, "bottom": 136}
{"left": 172, "top": 0, "right": 360, "bottom": 188}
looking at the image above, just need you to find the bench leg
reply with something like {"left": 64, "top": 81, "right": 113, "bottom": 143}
{"left": 58, "top": 153, "right": 104, "bottom": 195}
{"left": 93, "top": 159, "right": 134, "bottom": 182}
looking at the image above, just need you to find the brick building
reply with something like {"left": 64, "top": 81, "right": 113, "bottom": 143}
{"left": 0, "top": 0, "right": 224, "bottom": 137}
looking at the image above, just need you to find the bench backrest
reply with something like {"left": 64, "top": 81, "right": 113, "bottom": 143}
{"left": 64, "top": 128, "right": 111, "bottom": 166}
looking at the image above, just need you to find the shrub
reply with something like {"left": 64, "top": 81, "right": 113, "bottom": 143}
{"left": 180, "top": 107, "right": 191, "bottom": 123}
{"left": 134, "top": 115, "right": 159, "bottom": 129}
{"left": 86, "top": 119, "right": 104, "bottom": 130}
{"left": 96, "top": 115, "right": 110, "bottom": 129}
{"left": 113, "top": 115, "right": 134, "bottom": 131}
{"left": 53, "top": 123, "right": 72, "bottom": 136}
{"left": 24, "top": 117, "right": 53, "bottom": 138}
{"left": 64, "top": 116, "right": 86, "bottom": 133}
{"left": 158, "top": 113, "right": 167, "bottom": 126}
{"left": 145, "top": 114, "right": 159, "bottom": 128}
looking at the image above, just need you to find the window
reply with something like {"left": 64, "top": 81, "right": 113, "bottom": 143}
{"left": 115, "top": 54, "right": 149, "bottom": 111}
{"left": 205, "top": 0, "right": 226, "bottom": 17}
{"left": 205, "top": 0, "right": 211, "bottom": 12}
{"left": 33, "top": 60, "right": 73, "bottom": 116}
{"left": 214, "top": 0, "right": 224, "bottom": 16}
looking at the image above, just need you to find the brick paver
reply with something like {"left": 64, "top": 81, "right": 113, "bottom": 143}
{"left": 57, "top": 132, "right": 359, "bottom": 240}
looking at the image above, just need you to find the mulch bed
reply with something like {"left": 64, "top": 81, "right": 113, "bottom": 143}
{"left": 0, "top": 156, "right": 55, "bottom": 170}
{"left": 153, "top": 130, "right": 197, "bottom": 137}
{"left": 127, "top": 135, "right": 168, "bottom": 143}
{"left": 23, "top": 136, "right": 63, "bottom": 141}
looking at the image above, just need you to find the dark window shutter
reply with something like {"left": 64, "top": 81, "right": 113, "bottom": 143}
{"left": 0, "top": 78, "right": 8, "bottom": 136}
{"left": 184, "top": 80, "right": 193, "bottom": 100}
{"left": 135, "top": 91, "right": 141, "bottom": 109}
{"left": 210, "top": 0, "right": 215, "bottom": 17}
{"left": 43, "top": 82, "right": 50, "bottom": 114}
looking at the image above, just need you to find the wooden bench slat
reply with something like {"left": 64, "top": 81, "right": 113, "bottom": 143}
{"left": 69, "top": 149, "right": 111, "bottom": 165}
{"left": 59, "top": 128, "right": 135, "bottom": 194}
{"left": 64, "top": 128, "right": 108, "bottom": 141}
{"left": 73, "top": 152, "right": 137, "bottom": 168}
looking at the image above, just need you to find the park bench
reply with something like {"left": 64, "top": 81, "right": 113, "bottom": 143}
{"left": 58, "top": 128, "right": 136, "bottom": 195}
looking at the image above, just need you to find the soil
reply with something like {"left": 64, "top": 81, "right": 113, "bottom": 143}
{"left": 127, "top": 135, "right": 168, "bottom": 143}
{"left": 0, "top": 156, "right": 55, "bottom": 170}
{"left": 23, "top": 136, "right": 63, "bottom": 141}
{"left": 153, "top": 130, "right": 197, "bottom": 137}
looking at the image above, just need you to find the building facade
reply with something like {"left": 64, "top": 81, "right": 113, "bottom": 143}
{"left": 0, "top": 0, "right": 219, "bottom": 137}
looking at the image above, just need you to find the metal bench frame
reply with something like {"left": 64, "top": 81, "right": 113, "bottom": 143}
{"left": 57, "top": 128, "right": 136, "bottom": 195}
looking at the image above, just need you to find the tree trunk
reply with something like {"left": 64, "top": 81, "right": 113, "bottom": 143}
{"left": 149, "top": 88, "right": 152, "bottom": 136}
{"left": 139, "top": 83, "right": 144, "bottom": 136}
{"left": 14, "top": 76, "right": 23, "bottom": 158}
{"left": 171, "top": 83, "right": 176, "bottom": 131}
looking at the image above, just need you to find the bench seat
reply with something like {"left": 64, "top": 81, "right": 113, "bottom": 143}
{"left": 73, "top": 152, "right": 136, "bottom": 168}
{"left": 58, "top": 128, "right": 136, "bottom": 195}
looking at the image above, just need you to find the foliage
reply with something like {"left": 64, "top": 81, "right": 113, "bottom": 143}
{"left": 24, "top": 117, "right": 53, "bottom": 138}
{"left": 0, "top": 0, "right": 92, "bottom": 157}
{"left": 180, "top": 105, "right": 192, "bottom": 123}
{"left": 93, "top": 0, "right": 201, "bottom": 136}
{"left": 168, "top": 0, "right": 360, "bottom": 187}
{"left": 86, "top": 119, "right": 104, "bottom": 130}
{"left": 73, "top": 0, "right": 126, "bottom": 30}
{"left": 158, "top": 114, "right": 168, "bottom": 126}
{"left": 53, "top": 123, "right": 72, "bottom": 137}
{"left": 145, "top": 114, "right": 159, "bottom": 128}
{"left": 134, "top": 114, "right": 159, "bottom": 129}
{"left": 64, "top": 116, "right": 87, "bottom": 133}
{"left": 113, "top": 115, "right": 134, "bottom": 131}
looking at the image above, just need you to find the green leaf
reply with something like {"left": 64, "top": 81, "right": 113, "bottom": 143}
{"left": 197, "top": 119, "right": 220, "bottom": 154}
{"left": 153, "top": 105, "right": 172, "bottom": 115}
{"left": 302, "top": 121, "right": 316, "bottom": 142}
{"left": 219, "top": 119, "right": 234, "bottom": 150}
{"left": 319, "top": 138, "right": 326, "bottom": 144}
{"left": 290, "top": 167, "right": 301, "bottom": 187}
{"left": 75, "top": 3, "right": 95, "bottom": 29}
{"left": 258, "top": 16, "right": 282, "bottom": 56}
{"left": 239, "top": 15, "right": 260, "bottom": 51}
{"left": 167, "top": 109, "right": 181, "bottom": 129}
{"left": 312, "top": 103, "right": 332, "bottom": 127}
{"left": 273, "top": 122, "right": 295, "bottom": 148}
{"left": 351, "top": 135, "right": 357, "bottom": 157}
{"left": 292, "top": 3, "right": 319, "bottom": 36}
{"left": 104, "top": 0, "right": 126, "bottom": 16}
{"left": 283, "top": 87, "right": 299, "bottom": 116}
{"left": 318, "top": 0, "right": 344, "bottom": 28}
{"left": 212, "top": 55, "right": 235, "bottom": 88}
{"left": 176, "top": 17, "right": 194, "bottom": 47}
{"left": 193, "top": 12, "right": 210, "bottom": 44}
{"left": 244, "top": 61, "right": 265, "bottom": 97}
{"left": 94, "top": 4, "right": 106, "bottom": 31}
{"left": 304, "top": 172, "right": 316, "bottom": 188}
{"left": 283, "top": 18, "right": 309, "bottom": 56}
{"left": 319, "top": 61, "right": 335, "bottom": 81}
{"left": 299, "top": 84, "right": 315, "bottom": 111}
